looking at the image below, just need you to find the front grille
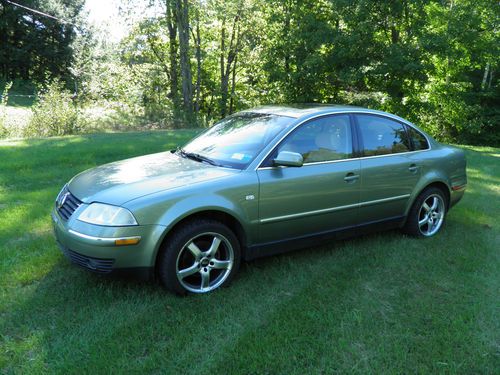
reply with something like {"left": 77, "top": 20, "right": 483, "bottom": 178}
{"left": 56, "top": 186, "right": 82, "bottom": 220}
{"left": 61, "top": 246, "right": 115, "bottom": 274}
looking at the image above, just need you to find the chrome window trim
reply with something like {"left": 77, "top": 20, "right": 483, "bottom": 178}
{"left": 257, "top": 148, "right": 430, "bottom": 170}
{"left": 354, "top": 112, "right": 431, "bottom": 153}
{"left": 253, "top": 110, "right": 431, "bottom": 171}
{"left": 260, "top": 194, "right": 411, "bottom": 224}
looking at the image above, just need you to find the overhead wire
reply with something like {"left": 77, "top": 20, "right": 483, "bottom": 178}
{"left": 2, "top": 0, "right": 78, "bottom": 26}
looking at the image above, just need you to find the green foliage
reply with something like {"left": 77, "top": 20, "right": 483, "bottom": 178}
{"left": 25, "top": 80, "right": 82, "bottom": 137}
{"left": 0, "top": 0, "right": 86, "bottom": 83}
{"left": 0, "top": 81, "right": 12, "bottom": 138}
{"left": 0, "top": 78, "right": 36, "bottom": 107}
{"left": 1, "top": 0, "right": 498, "bottom": 144}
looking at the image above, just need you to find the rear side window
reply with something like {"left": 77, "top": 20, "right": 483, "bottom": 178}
{"left": 356, "top": 114, "right": 410, "bottom": 156}
{"left": 407, "top": 126, "right": 429, "bottom": 150}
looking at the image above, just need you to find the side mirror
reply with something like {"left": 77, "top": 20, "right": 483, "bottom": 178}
{"left": 274, "top": 151, "right": 303, "bottom": 167}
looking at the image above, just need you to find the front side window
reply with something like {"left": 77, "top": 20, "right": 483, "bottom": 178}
{"left": 182, "top": 113, "right": 293, "bottom": 169}
{"left": 356, "top": 114, "right": 410, "bottom": 156}
{"left": 276, "top": 115, "right": 353, "bottom": 163}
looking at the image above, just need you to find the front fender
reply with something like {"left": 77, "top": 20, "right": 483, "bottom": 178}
{"left": 148, "top": 193, "right": 256, "bottom": 266}
{"left": 124, "top": 171, "right": 260, "bottom": 265}
{"left": 157, "top": 193, "right": 252, "bottom": 230}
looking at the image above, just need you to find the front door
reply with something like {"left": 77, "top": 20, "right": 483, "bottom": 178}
{"left": 257, "top": 114, "right": 360, "bottom": 244}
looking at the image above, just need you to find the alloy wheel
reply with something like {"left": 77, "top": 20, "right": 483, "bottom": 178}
{"left": 175, "top": 232, "right": 234, "bottom": 293}
{"left": 417, "top": 194, "right": 445, "bottom": 236}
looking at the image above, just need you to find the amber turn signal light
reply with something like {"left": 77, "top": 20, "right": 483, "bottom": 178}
{"left": 115, "top": 237, "right": 141, "bottom": 246}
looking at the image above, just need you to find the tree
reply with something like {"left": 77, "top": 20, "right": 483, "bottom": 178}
{"left": 176, "top": 0, "right": 193, "bottom": 116}
{"left": 34, "top": 0, "right": 496, "bottom": 144}
{"left": 0, "top": 0, "right": 85, "bottom": 83}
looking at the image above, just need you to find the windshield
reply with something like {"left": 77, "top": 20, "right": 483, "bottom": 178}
{"left": 180, "top": 113, "right": 293, "bottom": 169}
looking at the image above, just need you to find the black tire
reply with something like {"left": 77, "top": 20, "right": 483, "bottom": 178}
{"left": 157, "top": 219, "right": 241, "bottom": 295}
{"left": 403, "top": 187, "right": 447, "bottom": 238}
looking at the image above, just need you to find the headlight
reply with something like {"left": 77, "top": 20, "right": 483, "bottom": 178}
{"left": 77, "top": 203, "right": 138, "bottom": 226}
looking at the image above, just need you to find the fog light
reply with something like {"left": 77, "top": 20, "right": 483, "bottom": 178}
{"left": 115, "top": 237, "right": 141, "bottom": 246}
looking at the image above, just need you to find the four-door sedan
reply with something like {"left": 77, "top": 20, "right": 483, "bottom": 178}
{"left": 52, "top": 105, "right": 467, "bottom": 294}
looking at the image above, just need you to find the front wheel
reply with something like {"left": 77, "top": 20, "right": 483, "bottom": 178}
{"left": 158, "top": 219, "right": 241, "bottom": 295}
{"left": 404, "top": 187, "right": 447, "bottom": 237}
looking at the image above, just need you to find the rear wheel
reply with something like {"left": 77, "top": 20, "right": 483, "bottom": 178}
{"left": 158, "top": 219, "right": 241, "bottom": 295}
{"left": 404, "top": 187, "right": 447, "bottom": 237}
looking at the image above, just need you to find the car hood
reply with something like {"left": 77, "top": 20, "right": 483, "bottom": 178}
{"left": 68, "top": 151, "right": 239, "bottom": 206}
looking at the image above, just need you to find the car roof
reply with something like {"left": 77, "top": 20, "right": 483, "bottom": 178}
{"left": 241, "top": 104, "right": 395, "bottom": 120}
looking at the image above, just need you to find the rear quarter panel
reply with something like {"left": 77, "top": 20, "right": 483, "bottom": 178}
{"left": 405, "top": 144, "right": 466, "bottom": 215}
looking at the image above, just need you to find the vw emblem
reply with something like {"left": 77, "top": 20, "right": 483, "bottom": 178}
{"left": 57, "top": 192, "right": 69, "bottom": 209}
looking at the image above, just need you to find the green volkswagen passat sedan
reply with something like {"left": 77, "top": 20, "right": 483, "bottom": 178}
{"left": 52, "top": 106, "right": 467, "bottom": 294}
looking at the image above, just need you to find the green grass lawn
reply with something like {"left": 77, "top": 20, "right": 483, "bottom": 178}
{"left": 0, "top": 132, "right": 498, "bottom": 374}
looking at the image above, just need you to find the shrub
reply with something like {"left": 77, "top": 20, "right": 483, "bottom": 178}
{"left": 0, "top": 81, "right": 13, "bottom": 138}
{"left": 24, "top": 80, "right": 83, "bottom": 137}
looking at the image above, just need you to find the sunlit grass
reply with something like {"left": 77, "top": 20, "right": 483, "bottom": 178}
{"left": 0, "top": 132, "right": 498, "bottom": 373}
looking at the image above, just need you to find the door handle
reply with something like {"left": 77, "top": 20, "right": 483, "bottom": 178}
{"left": 344, "top": 173, "right": 359, "bottom": 183}
{"left": 408, "top": 164, "right": 419, "bottom": 173}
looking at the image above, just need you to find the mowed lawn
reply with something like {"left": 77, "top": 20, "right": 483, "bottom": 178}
{"left": 0, "top": 131, "right": 498, "bottom": 374}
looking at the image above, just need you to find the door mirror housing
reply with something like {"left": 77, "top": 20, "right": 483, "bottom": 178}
{"left": 274, "top": 151, "right": 303, "bottom": 167}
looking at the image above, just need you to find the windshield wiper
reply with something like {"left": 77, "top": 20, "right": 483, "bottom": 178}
{"left": 178, "top": 148, "right": 219, "bottom": 166}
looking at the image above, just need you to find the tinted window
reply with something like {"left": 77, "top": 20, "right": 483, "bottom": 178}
{"left": 356, "top": 115, "right": 410, "bottom": 156}
{"left": 407, "top": 126, "right": 429, "bottom": 150}
{"left": 277, "top": 115, "right": 353, "bottom": 163}
{"left": 183, "top": 113, "right": 293, "bottom": 169}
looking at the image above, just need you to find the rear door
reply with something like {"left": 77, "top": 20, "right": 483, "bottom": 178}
{"left": 354, "top": 114, "right": 420, "bottom": 224}
{"left": 257, "top": 114, "right": 360, "bottom": 244}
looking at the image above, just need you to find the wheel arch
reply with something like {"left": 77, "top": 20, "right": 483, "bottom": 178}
{"left": 404, "top": 179, "right": 451, "bottom": 224}
{"left": 153, "top": 209, "right": 248, "bottom": 272}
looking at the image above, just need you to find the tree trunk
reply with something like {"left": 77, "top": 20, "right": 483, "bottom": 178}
{"left": 481, "top": 62, "right": 490, "bottom": 90}
{"left": 283, "top": 1, "right": 291, "bottom": 76}
{"left": 194, "top": 8, "right": 202, "bottom": 113}
{"left": 0, "top": 3, "right": 6, "bottom": 77}
{"left": 445, "top": 0, "right": 455, "bottom": 86}
{"left": 165, "top": 0, "right": 180, "bottom": 111}
{"left": 220, "top": 13, "right": 241, "bottom": 117}
{"left": 176, "top": 0, "right": 193, "bottom": 115}
{"left": 391, "top": 26, "right": 399, "bottom": 44}
{"left": 229, "top": 54, "right": 237, "bottom": 114}
{"left": 220, "top": 18, "right": 227, "bottom": 117}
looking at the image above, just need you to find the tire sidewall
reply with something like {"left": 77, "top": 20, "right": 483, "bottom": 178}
{"left": 158, "top": 220, "right": 241, "bottom": 295}
{"left": 405, "top": 187, "right": 448, "bottom": 238}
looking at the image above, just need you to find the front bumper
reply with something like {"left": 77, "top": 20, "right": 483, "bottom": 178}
{"left": 52, "top": 208, "right": 166, "bottom": 275}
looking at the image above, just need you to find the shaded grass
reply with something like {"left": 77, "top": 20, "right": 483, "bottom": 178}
{"left": 0, "top": 134, "right": 498, "bottom": 374}
{"left": 4, "top": 96, "right": 35, "bottom": 108}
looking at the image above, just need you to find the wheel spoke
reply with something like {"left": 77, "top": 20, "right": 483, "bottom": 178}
{"left": 187, "top": 242, "right": 202, "bottom": 258}
{"left": 419, "top": 216, "right": 428, "bottom": 227}
{"left": 430, "top": 197, "right": 438, "bottom": 211}
{"left": 178, "top": 263, "right": 199, "bottom": 279}
{"left": 207, "top": 236, "right": 222, "bottom": 257}
{"left": 200, "top": 270, "right": 210, "bottom": 289}
{"left": 211, "top": 259, "right": 231, "bottom": 270}
{"left": 422, "top": 202, "right": 431, "bottom": 212}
